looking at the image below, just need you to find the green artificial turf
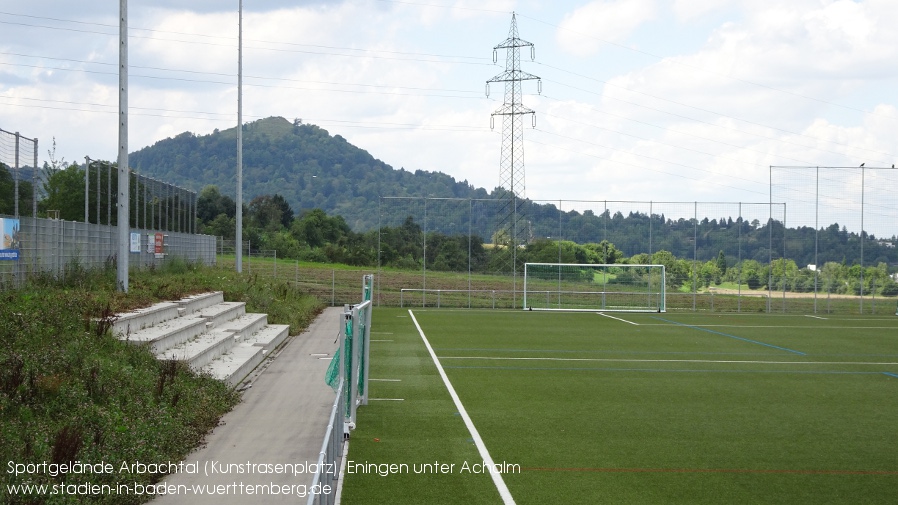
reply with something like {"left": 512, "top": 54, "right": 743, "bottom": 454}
{"left": 342, "top": 309, "right": 898, "bottom": 504}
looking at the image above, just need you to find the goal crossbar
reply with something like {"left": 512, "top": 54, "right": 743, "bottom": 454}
{"left": 523, "top": 263, "right": 666, "bottom": 313}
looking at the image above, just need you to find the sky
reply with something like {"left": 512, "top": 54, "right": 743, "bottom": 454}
{"left": 2, "top": 0, "right": 898, "bottom": 234}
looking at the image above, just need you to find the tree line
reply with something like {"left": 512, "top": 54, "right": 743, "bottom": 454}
{"left": 196, "top": 186, "right": 898, "bottom": 297}
{"left": 8, "top": 157, "right": 898, "bottom": 297}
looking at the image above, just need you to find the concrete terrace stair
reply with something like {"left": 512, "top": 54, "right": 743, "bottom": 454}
{"left": 217, "top": 313, "right": 269, "bottom": 341}
{"left": 112, "top": 292, "right": 292, "bottom": 387}
{"left": 198, "top": 324, "right": 291, "bottom": 387}
{"left": 122, "top": 315, "right": 210, "bottom": 353}
{"left": 201, "top": 343, "right": 265, "bottom": 387}
{"left": 157, "top": 330, "right": 234, "bottom": 371}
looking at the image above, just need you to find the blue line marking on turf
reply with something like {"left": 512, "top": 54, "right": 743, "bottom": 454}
{"left": 883, "top": 372, "right": 898, "bottom": 379}
{"left": 652, "top": 317, "right": 806, "bottom": 356}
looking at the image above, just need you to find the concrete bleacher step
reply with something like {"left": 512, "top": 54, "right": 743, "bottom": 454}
{"left": 156, "top": 330, "right": 236, "bottom": 371}
{"left": 217, "top": 313, "right": 269, "bottom": 342}
{"left": 121, "top": 315, "right": 210, "bottom": 353}
{"left": 195, "top": 301, "right": 246, "bottom": 328}
{"left": 245, "top": 324, "right": 290, "bottom": 351}
{"left": 112, "top": 301, "right": 181, "bottom": 337}
{"left": 178, "top": 291, "right": 225, "bottom": 316}
{"left": 201, "top": 342, "right": 265, "bottom": 387}
{"left": 113, "top": 292, "right": 292, "bottom": 388}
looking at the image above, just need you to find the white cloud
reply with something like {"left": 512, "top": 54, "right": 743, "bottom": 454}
{"left": 3, "top": 0, "right": 898, "bottom": 225}
{"left": 556, "top": 0, "right": 657, "bottom": 56}
{"left": 672, "top": 0, "right": 734, "bottom": 22}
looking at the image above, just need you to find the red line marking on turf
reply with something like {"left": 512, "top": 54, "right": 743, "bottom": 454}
{"left": 522, "top": 467, "right": 898, "bottom": 475}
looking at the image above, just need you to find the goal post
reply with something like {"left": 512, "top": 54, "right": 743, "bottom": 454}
{"left": 523, "top": 263, "right": 666, "bottom": 312}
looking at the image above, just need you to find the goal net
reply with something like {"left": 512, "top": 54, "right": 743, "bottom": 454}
{"left": 523, "top": 263, "right": 666, "bottom": 312}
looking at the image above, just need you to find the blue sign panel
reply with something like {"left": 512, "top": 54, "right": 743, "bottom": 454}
{"left": 0, "top": 218, "right": 20, "bottom": 260}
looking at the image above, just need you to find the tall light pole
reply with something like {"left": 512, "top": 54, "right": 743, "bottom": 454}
{"left": 235, "top": 0, "right": 244, "bottom": 273}
{"left": 117, "top": 0, "right": 130, "bottom": 292}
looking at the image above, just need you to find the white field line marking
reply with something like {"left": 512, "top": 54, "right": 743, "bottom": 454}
{"left": 372, "top": 332, "right": 394, "bottom": 334}
{"left": 598, "top": 313, "right": 639, "bottom": 325}
{"left": 439, "top": 356, "right": 898, "bottom": 366}
{"left": 409, "top": 309, "right": 516, "bottom": 505}
{"left": 368, "top": 398, "right": 404, "bottom": 401}
{"left": 333, "top": 436, "right": 350, "bottom": 504}
{"left": 643, "top": 324, "right": 897, "bottom": 330}
{"left": 804, "top": 315, "right": 828, "bottom": 320}
{"left": 369, "top": 378, "right": 402, "bottom": 382}
{"left": 371, "top": 339, "right": 394, "bottom": 342}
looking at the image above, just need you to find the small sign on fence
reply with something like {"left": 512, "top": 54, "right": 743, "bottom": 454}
{"left": 154, "top": 232, "right": 165, "bottom": 258}
{"left": 0, "top": 218, "right": 20, "bottom": 261}
{"left": 130, "top": 232, "right": 140, "bottom": 253}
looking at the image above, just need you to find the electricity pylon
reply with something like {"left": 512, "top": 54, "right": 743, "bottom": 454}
{"left": 486, "top": 12, "right": 541, "bottom": 305}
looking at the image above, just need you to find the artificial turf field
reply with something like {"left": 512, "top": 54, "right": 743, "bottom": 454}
{"left": 339, "top": 308, "right": 898, "bottom": 504}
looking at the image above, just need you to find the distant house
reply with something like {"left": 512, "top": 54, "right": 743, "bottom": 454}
{"left": 806, "top": 264, "right": 817, "bottom": 272}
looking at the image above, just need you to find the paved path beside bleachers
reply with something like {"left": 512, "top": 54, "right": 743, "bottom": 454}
{"left": 153, "top": 306, "right": 344, "bottom": 504}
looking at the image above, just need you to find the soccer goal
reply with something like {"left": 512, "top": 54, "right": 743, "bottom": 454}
{"left": 523, "top": 263, "right": 666, "bottom": 312}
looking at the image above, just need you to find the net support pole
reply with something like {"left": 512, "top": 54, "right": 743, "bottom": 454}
{"left": 737, "top": 202, "right": 742, "bottom": 312}
{"left": 860, "top": 164, "right": 865, "bottom": 314}
{"left": 84, "top": 157, "right": 89, "bottom": 223}
{"left": 32, "top": 137, "right": 38, "bottom": 218}
{"left": 814, "top": 166, "right": 819, "bottom": 314}
{"left": 13, "top": 132, "right": 18, "bottom": 217}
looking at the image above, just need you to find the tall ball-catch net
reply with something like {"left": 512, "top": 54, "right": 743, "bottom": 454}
{"left": 523, "top": 263, "right": 666, "bottom": 312}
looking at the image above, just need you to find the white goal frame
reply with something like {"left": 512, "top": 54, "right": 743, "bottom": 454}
{"left": 523, "top": 263, "right": 666, "bottom": 313}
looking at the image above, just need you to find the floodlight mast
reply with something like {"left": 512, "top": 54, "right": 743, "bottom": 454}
{"left": 236, "top": 0, "right": 243, "bottom": 273}
{"left": 117, "top": 0, "right": 129, "bottom": 292}
{"left": 486, "top": 12, "right": 541, "bottom": 304}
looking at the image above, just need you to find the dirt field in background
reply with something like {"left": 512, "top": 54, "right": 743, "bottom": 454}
{"left": 708, "top": 288, "right": 889, "bottom": 300}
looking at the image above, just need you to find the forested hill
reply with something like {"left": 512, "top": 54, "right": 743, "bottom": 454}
{"left": 126, "top": 116, "right": 896, "bottom": 266}
{"left": 129, "top": 116, "right": 489, "bottom": 229}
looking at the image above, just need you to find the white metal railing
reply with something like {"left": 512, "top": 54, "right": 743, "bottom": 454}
{"left": 306, "top": 379, "right": 344, "bottom": 505}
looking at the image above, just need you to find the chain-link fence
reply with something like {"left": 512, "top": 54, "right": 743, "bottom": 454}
{"left": 0, "top": 133, "right": 196, "bottom": 231}
{"left": 0, "top": 128, "right": 39, "bottom": 218}
{"left": 0, "top": 215, "right": 216, "bottom": 290}
{"left": 772, "top": 166, "right": 898, "bottom": 314}
{"left": 216, "top": 238, "right": 375, "bottom": 306}
{"left": 375, "top": 197, "right": 897, "bottom": 314}
{"left": 73, "top": 158, "right": 197, "bottom": 232}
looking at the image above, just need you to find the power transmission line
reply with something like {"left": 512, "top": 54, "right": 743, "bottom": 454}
{"left": 486, "top": 12, "right": 541, "bottom": 304}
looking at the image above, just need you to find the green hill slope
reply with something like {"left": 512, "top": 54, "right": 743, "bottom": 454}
{"left": 127, "top": 117, "right": 896, "bottom": 267}
{"left": 129, "top": 117, "right": 489, "bottom": 229}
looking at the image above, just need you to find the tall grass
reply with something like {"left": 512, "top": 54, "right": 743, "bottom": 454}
{"left": 0, "top": 260, "right": 323, "bottom": 504}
